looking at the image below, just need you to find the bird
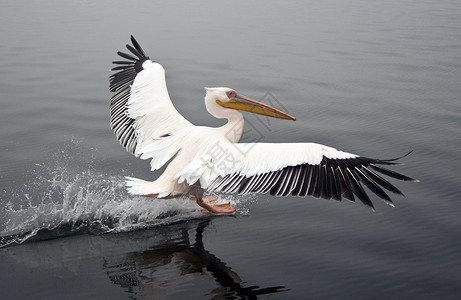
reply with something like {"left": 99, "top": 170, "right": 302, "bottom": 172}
{"left": 109, "top": 35, "right": 418, "bottom": 213}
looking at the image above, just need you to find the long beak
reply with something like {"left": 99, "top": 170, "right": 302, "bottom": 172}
{"left": 216, "top": 93, "right": 296, "bottom": 121}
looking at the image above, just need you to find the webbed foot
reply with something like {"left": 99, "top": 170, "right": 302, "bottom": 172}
{"left": 190, "top": 195, "right": 236, "bottom": 214}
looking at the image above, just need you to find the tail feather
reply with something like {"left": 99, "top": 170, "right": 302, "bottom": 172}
{"left": 125, "top": 176, "right": 170, "bottom": 198}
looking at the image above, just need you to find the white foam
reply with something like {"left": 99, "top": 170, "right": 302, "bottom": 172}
{"left": 0, "top": 145, "right": 254, "bottom": 247}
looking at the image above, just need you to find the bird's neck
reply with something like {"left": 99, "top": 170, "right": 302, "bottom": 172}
{"left": 220, "top": 111, "right": 245, "bottom": 143}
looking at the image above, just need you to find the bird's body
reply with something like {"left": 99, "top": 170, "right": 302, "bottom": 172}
{"left": 110, "top": 36, "right": 417, "bottom": 213}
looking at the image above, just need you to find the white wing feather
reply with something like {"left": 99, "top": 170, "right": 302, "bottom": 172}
{"left": 109, "top": 37, "right": 193, "bottom": 171}
{"left": 175, "top": 141, "right": 357, "bottom": 188}
{"left": 128, "top": 61, "right": 192, "bottom": 156}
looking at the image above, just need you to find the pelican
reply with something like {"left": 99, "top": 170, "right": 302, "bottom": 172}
{"left": 109, "top": 36, "right": 417, "bottom": 213}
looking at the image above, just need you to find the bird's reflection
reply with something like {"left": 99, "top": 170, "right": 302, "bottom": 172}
{"left": 103, "top": 219, "right": 286, "bottom": 299}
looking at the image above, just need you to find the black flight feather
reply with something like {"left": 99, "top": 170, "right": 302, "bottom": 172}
{"left": 109, "top": 35, "right": 151, "bottom": 155}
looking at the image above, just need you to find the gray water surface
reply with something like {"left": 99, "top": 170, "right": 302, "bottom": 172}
{"left": 1, "top": 0, "right": 460, "bottom": 299}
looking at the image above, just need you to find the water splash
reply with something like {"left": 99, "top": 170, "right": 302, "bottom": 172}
{"left": 0, "top": 143, "right": 251, "bottom": 248}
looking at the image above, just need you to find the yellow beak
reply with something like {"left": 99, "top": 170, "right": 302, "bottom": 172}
{"left": 216, "top": 93, "right": 296, "bottom": 121}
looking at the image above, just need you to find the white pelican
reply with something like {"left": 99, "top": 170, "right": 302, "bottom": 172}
{"left": 109, "top": 36, "right": 417, "bottom": 213}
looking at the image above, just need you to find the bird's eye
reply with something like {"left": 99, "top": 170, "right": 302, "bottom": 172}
{"left": 227, "top": 91, "right": 237, "bottom": 98}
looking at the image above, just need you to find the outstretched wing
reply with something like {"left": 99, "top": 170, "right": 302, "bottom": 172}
{"left": 196, "top": 142, "right": 417, "bottom": 210}
{"left": 109, "top": 35, "right": 192, "bottom": 157}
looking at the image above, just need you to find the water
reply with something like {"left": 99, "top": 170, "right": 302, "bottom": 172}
{"left": 1, "top": 0, "right": 460, "bottom": 299}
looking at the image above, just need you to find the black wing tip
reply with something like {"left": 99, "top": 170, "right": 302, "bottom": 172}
{"left": 325, "top": 152, "right": 418, "bottom": 208}
{"left": 363, "top": 150, "right": 419, "bottom": 182}
{"left": 129, "top": 35, "right": 149, "bottom": 59}
{"left": 109, "top": 35, "right": 152, "bottom": 93}
{"left": 378, "top": 150, "right": 414, "bottom": 163}
{"left": 108, "top": 35, "right": 151, "bottom": 153}
{"left": 130, "top": 35, "right": 142, "bottom": 49}
{"left": 130, "top": 35, "right": 138, "bottom": 45}
{"left": 370, "top": 164, "right": 418, "bottom": 182}
{"left": 114, "top": 35, "right": 150, "bottom": 64}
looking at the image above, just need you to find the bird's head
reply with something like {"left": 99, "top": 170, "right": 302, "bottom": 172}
{"left": 204, "top": 87, "right": 296, "bottom": 121}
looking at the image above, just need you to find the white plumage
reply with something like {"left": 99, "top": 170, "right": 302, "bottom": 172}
{"left": 109, "top": 36, "right": 417, "bottom": 213}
